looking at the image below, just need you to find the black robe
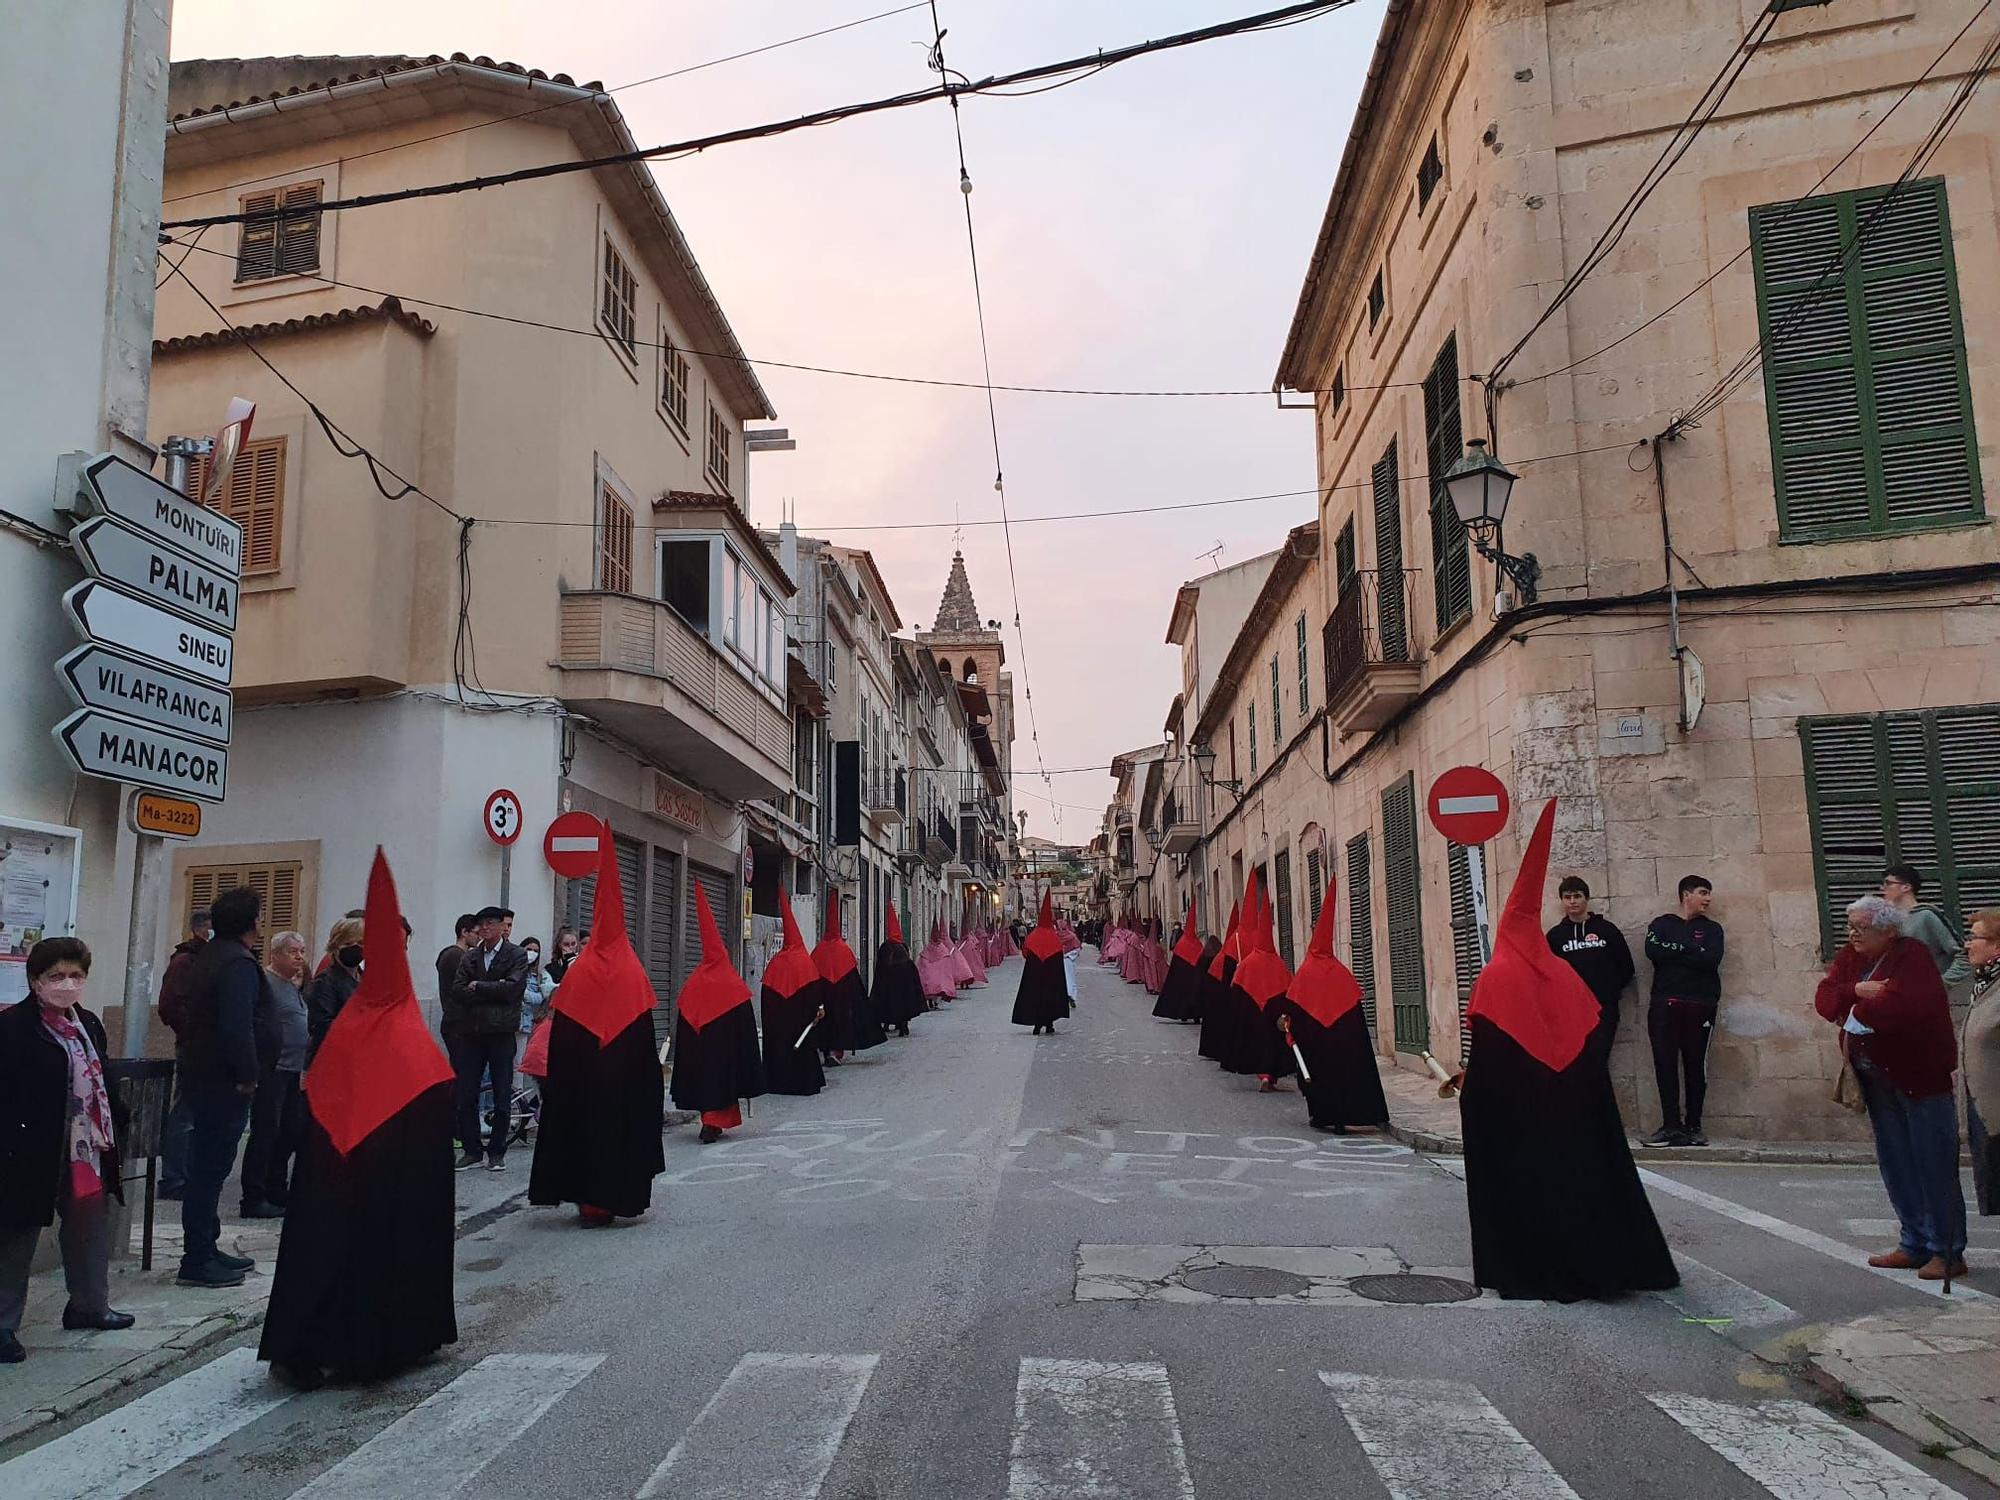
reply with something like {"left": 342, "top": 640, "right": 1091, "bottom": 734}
{"left": 762, "top": 979, "right": 827, "bottom": 1095}
{"left": 1231, "top": 990, "right": 1298, "bottom": 1081}
{"left": 669, "top": 1004, "right": 766, "bottom": 1114}
{"left": 816, "top": 966, "right": 853, "bottom": 1056}
{"left": 529, "top": 1011, "right": 664, "bottom": 1218}
{"left": 1460, "top": 1017, "right": 1679, "bottom": 1301}
{"left": 259, "top": 1082, "right": 456, "bottom": 1377}
{"left": 1278, "top": 1000, "right": 1389, "bottom": 1130}
{"left": 1010, "top": 951, "right": 1071, "bottom": 1028}
{"left": 1151, "top": 945, "right": 1208, "bottom": 1023}
{"left": 1197, "top": 955, "right": 1238, "bottom": 1061}
{"left": 871, "top": 943, "right": 926, "bottom": 1029}
{"left": 830, "top": 968, "right": 885, "bottom": 1051}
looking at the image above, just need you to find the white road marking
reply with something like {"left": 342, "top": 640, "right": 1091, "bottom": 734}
{"left": 636, "top": 1352, "right": 878, "bottom": 1499}
{"left": 0, "top": 1346, "right": 291, "bottom": 1500}
{"left": 1009, "top": 1358, "right": 1195, "bottom": 1500}
{"left": 1648, "top": 1394, "right": 1961, "bottom": 1498}
{"left": 1638, "top": 1169, "right": 1993, "bottom": 1303}
{"left": 1658, "top": 1254, "right": 1796, "bottom": 1329}
{"left": 1847, "top": 1216, "right": 2000, "bottom": 1242}
{"left": 1318, "top": 1372, "right": 1580, "bottom": 1498}
{"left": 1428, "top": 1155, "right": 1467, "bottom": 1179}
{"left": 296, "top": 1353, "right": 603, "bottom": 1497}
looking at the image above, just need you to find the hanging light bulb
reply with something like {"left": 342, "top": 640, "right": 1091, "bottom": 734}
{"left": 959, "top": 169, "right": 973, "bottom": 196}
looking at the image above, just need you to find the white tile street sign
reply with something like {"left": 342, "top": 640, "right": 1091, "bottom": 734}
{"left": 62, "top": 579, "right": 233, "bottom": 686}
{"left": 77, "top": 453, "right": 243, "bottom": 578}
{"left": 53, "top": 708, "right": 228, "bottom": 802}
{"left": 57, "top": 644, "right": 232, "bottom": 746}
{"left": 70, "top": 515, "right": 238, "bottom": 632}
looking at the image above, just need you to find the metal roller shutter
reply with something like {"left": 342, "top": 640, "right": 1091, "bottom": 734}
{"left": 1447, "top": 841, "right": 1485, "bottom": 1065}
{"left": 682, "top": 862, "right": 736, "bottom": 991}
{"left": 647, "top": 847, "right": 679, "bottom": 1036}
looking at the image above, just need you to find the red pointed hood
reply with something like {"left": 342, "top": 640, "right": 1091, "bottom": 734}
{"left": 1288, "top": 875, "right": 1364, "bottom": 1028}
{"left": 1233, "top": 877, "right": 1292, "bottom": 1008}
{"left": 762, "top": 887, "right": 821, "bottom": 1001}
{"left": 1235, "top": 869, "right": 1263, "bottom": 961}
{"left": 304, "top": 850, "right": 453, "bottom": 1155}
{"left": 885, "top": 903, "right": 905, "bottom": 947}
{"left": 1208, "top": 900, "right": 1240, "bottom": 979}
{"left": 1023, "top": 889, "right": 1063, "bottom": 961}
{"left": 551, "top": 823, "right": 658, "bottom": 1044}
{"left": 676, "top": 884, "right": 751, "bottom": 1031}
{"left": 1466, "top": 799, "right": 1598, "bottom": 1071}
{"left": 813, "top": 887, "right": 858, "bottom": 985}
{"left": 1171, "top": 896, "right": 1204, "bottom": 966}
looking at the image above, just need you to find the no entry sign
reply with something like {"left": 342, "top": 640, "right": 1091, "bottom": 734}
{"left": 543, "top": 811, "right": 604, "bottom": 878}
{"left": 1427, "top": 766, "right": 1509, "bottom": 845}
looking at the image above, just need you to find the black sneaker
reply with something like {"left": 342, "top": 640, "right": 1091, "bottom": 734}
{"left": 215, "top": 1250, "right": 255, "bottom": 1273}
{"left": 239, "top": 1201, "right": 285, "bottom": 1220}
{"left": 1639, "top": 1127, "right": 1683, "bottom": 1148}
{"left": 485, "top": 1157, "right": 507, "bottom": 1173}
{"left": 455, "top": 1151, "right": 483, "bottom": 1172}
{"left": 1683, "top": 1128, "right": 1709, "bottom": 1147}
{"left": 0, "top": 1332, "right": 24, "bottom": 1363}
{"left": 177, "top": 1261, "right": 246, "bottom": 1289}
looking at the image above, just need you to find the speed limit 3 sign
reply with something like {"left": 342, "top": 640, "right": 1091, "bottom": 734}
{"left": 483, "top": 788, "right": 524, "bottom": 846}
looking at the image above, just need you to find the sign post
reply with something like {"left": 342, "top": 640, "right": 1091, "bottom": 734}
{"left": 484, "top": 789, "right": 523, "bottom": 908}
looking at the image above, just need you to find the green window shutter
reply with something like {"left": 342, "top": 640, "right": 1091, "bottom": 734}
{"left": 1335, "top": 519, "right": 1358, "bottom": 589}
{"left": 1274, "top": 849, "right": 1296, "bottom": 968}
{"left": 1346, "top": 831, "right": 1377, "bottom": 1034}
{"left": 1306, "top": 843, "right": 1326, "bottom": 933}
{"left": 1447, "top": 841, "right": 1486, "bottom": 1064}
{"left": 1382, "top": 775, "right": 1428, "bottom": 1052}
{"left": 1372, "top": 442, "right": 1408, "bottom": 659}
{"left": 1270, "top": 654, "right": 1282, "bottom": 741}
{"left": 1424, "top": 334, "right": 1471, "bottom": 632}
{"left": 1296, "top": 614, "right": 1310, "bottom": 713}
{"left": 1751, "top": 178, "right": 1983, "bottom": 540}
{"left": 1248, "top": 705, "right": 1258, "bottom": 774}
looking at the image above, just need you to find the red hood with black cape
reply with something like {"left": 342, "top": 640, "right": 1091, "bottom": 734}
{"left": 1152, "top": 894, "right": 1206, "bottom": 1023}
{"left": 1197, "top": 899, "right": 1241, "bottom": 1062}
{"left": 1460, "top": 799, "right": 1678, "bottom": 1301}
{"left": 1278, "top": 878, "right": 1389, "bottom": 1130}
{"left": 1229, "top": 878, "right": 1297, "bottom": 1080}
{"left": 529, "top": 826, "right": 666, "bottom": 1218}
{"left": 668, "top": 884, "right": 766, "bottom": 1114}
{"left": 760, "top": 889, "right": 826, "bottom": 1096}
{"left": 1212, "top": 874, "right": 1264, "bottom": 1071}
{"left": 261, "top": 849, "right": 456, "bottom": 1378}
{"left": 871, "top": 902, "right": 925, "bottom": 1031}
{"left": 816, "top": 889, "right": 884, "bottom": 1051}
{"left": 1011, "top": 892, "right": 1070, "bottom": 1028}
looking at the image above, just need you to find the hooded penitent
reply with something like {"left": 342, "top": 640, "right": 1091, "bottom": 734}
{"left": 1278, "top": 879, "right": 1389, "bottom": 1131}
{"left": 1197, "top": 899, "right": 1242, "bottom": 1062}
{"left": 871, "top": 903, "right": 925, "bottom": 1032}
{"left": 1011, "top": 892, "right": 1071, "bottom": 1030}
{"left": 1460, "top": 799, "right": 1678, "bottom": 1302}
{"left": 760, "top": 889, "right": 827, "bottom": 1096}
{"left": 261, "top": 849, "right": 456, "bottom": 1379}
{"left": 918, "top": 920, "right": 958, "bottom": 1001}
{"left": 529, "top": 826, "right": 666, "bottom": 1219}
{"left": 1230, "top": 880, "right": 1296, "bottom": 1082}
{"left": 668, "top": 885, "right": 766, "bottom": 1127}
{"left": 958, "top": 925, "right": 989, "bottom": 986}
{"left": 1214, "top": 872, "right": 1264, "bottom": 1071}
{"left": 816, "top": 890, "right": 882, "bottom": 1051}
{"left": 1153, "top": 897, "right": 1206, "bottom": 1023}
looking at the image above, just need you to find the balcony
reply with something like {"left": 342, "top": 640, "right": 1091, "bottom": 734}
{"left": 1323, "top": 569, "right": 1424, "bottom": 737}
{"left": 925, "top": 809, "right": 957, "bottom": 866}
{"left": 557, "top": 590, "right": 791, "bottom": 802}
{"left": 865, "top": 767, "right": 905, "bottom": 826}
{"left": 1160, "top": 790, "right": 1200, "bottom": 855}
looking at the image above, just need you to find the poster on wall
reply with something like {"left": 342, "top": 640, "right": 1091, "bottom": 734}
{"left": 0, "top": 822, "right": 81, "bottom": 1006}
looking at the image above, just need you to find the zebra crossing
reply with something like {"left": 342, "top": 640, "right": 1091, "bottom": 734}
{"left": 0, "top": 1343, "right": 1973, "bottom": 1499}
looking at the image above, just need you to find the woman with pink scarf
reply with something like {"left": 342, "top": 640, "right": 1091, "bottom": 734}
{"left": 0, "top": 939, "right": 133, "bottom": 1364}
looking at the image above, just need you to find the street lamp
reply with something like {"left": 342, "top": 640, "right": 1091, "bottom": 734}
{"left": 1144, "top": 827, "right": 1163, "bottom": 852}
{"left": 1189, "top": 742, "right": 1242, "bottom": 798}
{"left": 1443, "top": 438, "right": 1540, "bottom": 607}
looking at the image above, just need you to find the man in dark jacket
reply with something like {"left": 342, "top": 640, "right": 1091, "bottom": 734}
{"left": 1546, "top": 877, "right": 1634, "bottom": 1067}
{"left": 176, "top": 887, "right": 264, "bottom": 1288}
{"left": 155, "top": 908, "right": 210, "bottom": 1199}
{"left": 435, "top": 913, "right": 477, "bottom": 1015}
{"left": 1643, "top": 875, "right": 1725, "bottom": 1148}
{"left": 447, "top": 905, "right": 530, "bottom": 1172}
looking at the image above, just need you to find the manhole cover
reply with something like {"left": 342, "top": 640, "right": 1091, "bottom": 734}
{"left": 1347, "top": 1273, "right": 1480, "bottom": 1304}
{"left": 1180, "top": 1265, "right": 1314, "bottom": 1299}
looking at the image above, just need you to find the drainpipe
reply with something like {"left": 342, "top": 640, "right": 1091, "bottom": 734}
{"left": 1652, "top": 429, "right": 1685, "bottom": 720}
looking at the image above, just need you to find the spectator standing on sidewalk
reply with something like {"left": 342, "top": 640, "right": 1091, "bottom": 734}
{"left": 240, "top": 932, "right": 310, "bottom": 1220}
{"left": 1880, "top": 865, "right": 1970, "bottom": 985}
{"left": 435, "top": 913, "right": 477, "bottom": 1016}
{"left": 155, "top": 907, "right": 210, "bottom": 1201}
{"left": 176, "top": 887, "right": 264, "bottom": 1289}
{"left": 1963, "top": 909, "right": 2000, "bottom": 1217}
{"left": 1546, "top": 876, "right": 1634, "bottom": 1066}
{"left": 544, "top": 927, "right": 580, "bottom": 988}
{"left": 1642, "top": 875, "right": 1724, "bottom": 1148}
{"left": 1815, "top": 895, "right": 1966, "bottom": 1282}
{"left": 447, "top": 905, "right": 529, "bottom": 1172}
{"left": 304, "top": 918, "right": 364, "bottom": 1062}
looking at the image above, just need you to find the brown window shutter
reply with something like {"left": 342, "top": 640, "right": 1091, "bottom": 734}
{"left": 194, "top": 436, "right": 285, "bottom": 575}
{"left": 599, "top": 489, "right": 634, "bottom": 593}
{"left": 237, "top": 191, "right": 278, "bottom": 280}
{"left": 276, "top": 183, "right": 322, "bottom": 277}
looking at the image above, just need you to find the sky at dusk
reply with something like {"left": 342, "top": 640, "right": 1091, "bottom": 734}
{"left": 167, "top": 0, "right": 1386, "bottom": 838}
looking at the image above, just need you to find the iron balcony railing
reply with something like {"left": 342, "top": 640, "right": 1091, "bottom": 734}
{"left": 1323, "top": 568, "right": 1421, "bottom": 706}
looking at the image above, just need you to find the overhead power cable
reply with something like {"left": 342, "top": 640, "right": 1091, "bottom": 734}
{"left": 161, "top": 0, "right": 1359, "bottom": 231}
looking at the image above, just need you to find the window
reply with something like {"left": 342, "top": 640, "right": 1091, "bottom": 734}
{"left": 1368, "top": 270, "right": 1385, "bottom": 329}
{"left": 1447, "top": 841, "right": 1486, "bottom": 1064}
{"left": 723, "top": 549, "right": 747, "bottom": 651}
{"left": 1273, "top": 849, "right": 1296, "bottom": 968}
{"left": 1247, "top": 704, "right": 1258, "bottom": 775}
{"left": 1295, "top": 614, "right": 1309, "bottom": 713}
{"left": 1331, "top": 365, "right": 1346, "bottom": 413}
{"left": 707, "top": 403, "right": 732, "bottom": 492}
{"left": 190, "top": 436, "right": 284, "bottom": 575}
{"left": 1382, "top": 774, "right": 1426, "bottom": 1053}
{"left": 1270, "top": 654, "right": 1282, "bottom": 743}
{"left": 184, "top": 860, "right": 303, "bottom": 956}
{"left": 599, "top": 237, "right": 637, "bottom": 359}
{"left": 765, "top": 589, "right": 784, "bottom": 683}
{"left": 1425, "top": 333, "right": 1471, "bottom": 632}
{"left": 235, "top": 182, "right": 322, "bottom": 282}
{"left": 1750, "top": 178, "right": 1982, "bottom": 540}
{"left": 1334, "top": 519, "right": 1357, "bottom": 595}
{"left": 659, "top": 333, "right": 690, "bottom": 433}
{"left": 596, "top": 482, "right": 634, "bottom": 592}
{"left": 1346, "top": 832, "right": 1376, "bottom": 1033}
{"left": 1799, "top": 705, "right": 2000, "bottom": 957}
{"left": 1417, "top": 135, "right": 1444, "bottom": 211}
{"left": 659, "top": 538, "right": 710, "bottom": 633}
{"left": 1372, "top": 441, "right": 1409, "bottom": 658}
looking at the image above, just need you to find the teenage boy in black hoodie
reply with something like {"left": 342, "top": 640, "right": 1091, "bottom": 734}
{"left": 1643, "top": 875, "right": 1725, "bottom": 1148}
{"left": 1546, "top": 877, "right": 1633, "bottom": 1066}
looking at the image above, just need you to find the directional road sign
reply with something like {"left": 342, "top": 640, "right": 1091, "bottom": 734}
{"left": 62, "top": 580, "right": 232, "bottom": 687}
{"left": 70, "top": 515, "right": 239, "bottom": 632}
{"left": 77, "top": 453, "right": 243, "bottom": 577}
{"left": 54, "top": 709, "right": 227, "bottom": 802}
{"left": 1427, "top": 765, "right": 1510, "bottom": 845}
{"left": 56, "top": 643, "right": 231, "bottom": 745}
{"left": 484, "top": 789, "right": 524, "bottom": 846}
{"left": 543, "top": 811, "right": 604, "bottom": 878}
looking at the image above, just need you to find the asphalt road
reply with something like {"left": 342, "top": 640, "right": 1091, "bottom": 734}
{"left": 5, "top": 952, "right": 1996, "bottom": 1498}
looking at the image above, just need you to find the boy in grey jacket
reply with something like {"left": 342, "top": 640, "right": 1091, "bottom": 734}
{"left": 1882, "top": 865, "right": 1970, "bottom": 985}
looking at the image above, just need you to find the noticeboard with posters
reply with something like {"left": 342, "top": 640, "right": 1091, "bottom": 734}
{"left": 0, "top": 818, "right": 83, "bottom": 1006}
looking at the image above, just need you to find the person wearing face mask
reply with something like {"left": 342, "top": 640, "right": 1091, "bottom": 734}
{"left": 305, "top": 918, "right": 365, "bottom": 1063}
{"left": 544, "top": 927, "right": 581, "bottom": 988}
{"left": 0, "top": 939, "right": 134, "bottom": 1363}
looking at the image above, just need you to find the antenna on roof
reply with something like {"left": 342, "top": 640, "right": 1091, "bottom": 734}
{"left": 1197, "top": 540, "right": 1225, "bottom": 569}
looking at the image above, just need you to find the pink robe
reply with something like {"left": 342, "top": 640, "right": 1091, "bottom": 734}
{"left": 917, "top": 940, "right": 958, "bottom": 999}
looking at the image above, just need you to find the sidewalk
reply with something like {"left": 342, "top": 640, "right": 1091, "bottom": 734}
{"left": 0, "top": 1165, "right": 525, "bottom": 1450}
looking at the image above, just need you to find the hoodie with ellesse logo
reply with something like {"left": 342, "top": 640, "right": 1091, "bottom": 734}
{"left": 1544, "top": 914, "right": 1635, "bottom": 1013}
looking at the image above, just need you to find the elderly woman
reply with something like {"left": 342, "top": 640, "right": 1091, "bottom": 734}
{"left": 1815, "top": 895, "right": 1966, "bottom": 1281}
{"left": 241, "top": 931, "right": 311, "bottom": 1220}
{"left": 1965, "top": 909, "right": 2000, "bottom": 1217}
{"left": 0, "top": 939, "right": 134, "bottom": 1364}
